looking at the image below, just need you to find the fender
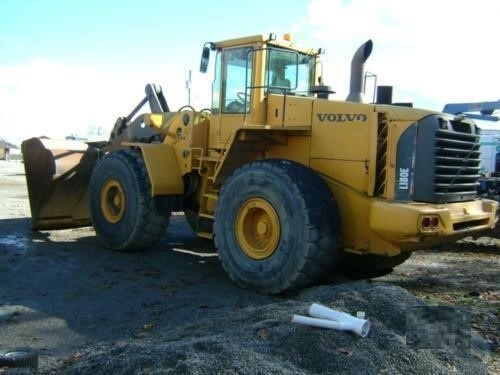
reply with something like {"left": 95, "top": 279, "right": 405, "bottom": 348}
{"left": 123, "top": 142, "right": 184, "bottom": 196}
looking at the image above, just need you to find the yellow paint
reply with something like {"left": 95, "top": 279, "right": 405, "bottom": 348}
{"left": 236, "top": 198, "right": 281, "bottom": 260}
{"left": 127, "top": 143, "right": 184, "bottom": 195}
{"left": 100, "top": 179, "right": 125, "bottom": 223}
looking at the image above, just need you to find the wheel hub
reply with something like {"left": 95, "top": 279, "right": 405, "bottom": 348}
{"left": 100, "top": 179, "right": 126, "bottom": 223}
{"left": 236, "top": 198, "right": 280, "bottom": 260}
{"left": 256, "top": 220, "right": 269, "bottom": 235}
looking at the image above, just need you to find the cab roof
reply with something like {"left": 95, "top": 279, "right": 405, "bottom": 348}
{"left": 213, "top": 33, "right": 321, "bottom": 56}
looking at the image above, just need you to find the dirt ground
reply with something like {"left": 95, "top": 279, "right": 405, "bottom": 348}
{"left": 0, "top": 159, "right": 498, "bottom": 374}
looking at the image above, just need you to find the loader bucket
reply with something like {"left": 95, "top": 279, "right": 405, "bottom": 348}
{"left": 21, "top": 137, "right": 100, "bottom": 230}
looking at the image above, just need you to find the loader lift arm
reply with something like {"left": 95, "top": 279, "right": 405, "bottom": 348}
{"left": 110, "top": 83, "right": 171, "bottom": 144}
{"left": 127, "top": 83, "right": 170, "bottom": 120}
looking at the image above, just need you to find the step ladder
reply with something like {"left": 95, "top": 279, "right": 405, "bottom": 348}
{"left": 192, "top": 153, "right": 221, "bottom": 239}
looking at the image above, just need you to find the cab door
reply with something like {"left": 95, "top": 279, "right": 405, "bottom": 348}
{"left": 210, "top": 46, "right": 254, "bottom": 149}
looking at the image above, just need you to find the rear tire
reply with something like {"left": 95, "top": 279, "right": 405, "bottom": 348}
{"left": 214, "top": 159, "right": 340, "bottom": 294}
{"left": 89, "top": 149, "right": 168, "bottom": 251}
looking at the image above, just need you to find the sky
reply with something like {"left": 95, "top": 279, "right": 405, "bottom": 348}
{"left": 1, "top": 0, "right": 499, "bottom": 145}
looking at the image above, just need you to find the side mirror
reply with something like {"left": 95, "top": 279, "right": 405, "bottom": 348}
{"left": 199, "top": 46, "right": 211, "bottom": 73}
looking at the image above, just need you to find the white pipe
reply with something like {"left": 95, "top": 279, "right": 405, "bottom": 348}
{"left": 292, "top": 315, "right": 343, "bottom": 330}
{"left": 309, "top": 303, "right": 352, "bottom": 321}
{"left": 291, "top": 314, "right": 370, "bottom": 337}
{"left": 306, "top": 303, "right": 371, "bottom": 337}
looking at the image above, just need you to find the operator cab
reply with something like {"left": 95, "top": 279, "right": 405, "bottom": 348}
{"left": 200, "top": 34, "right": 324, "bottom": 148}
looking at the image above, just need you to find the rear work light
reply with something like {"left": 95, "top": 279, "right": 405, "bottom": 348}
{"left": 419, "top": 215, "right": 440, "bottom": 232}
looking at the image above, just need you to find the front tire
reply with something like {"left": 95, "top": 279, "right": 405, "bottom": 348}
{"left": 214, "top": 159, "right": 340, "bottom": 294}
{"left": 89, "top": 149, "right": 168, "bottom": 251}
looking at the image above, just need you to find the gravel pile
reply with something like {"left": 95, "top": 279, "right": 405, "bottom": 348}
{"left": 3, "top": 281, "right": 490, "bottom": 374}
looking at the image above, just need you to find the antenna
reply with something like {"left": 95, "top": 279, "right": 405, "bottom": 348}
{"left": 186, "top": 70, "right": 192, "bottom": 105}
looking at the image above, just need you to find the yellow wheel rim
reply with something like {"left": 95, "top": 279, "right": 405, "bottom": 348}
{"left": 236, "top": 198, "right": 280, "bottom": 260}
{"left": 100, "top": 179, "right": 126, "bottom": 223}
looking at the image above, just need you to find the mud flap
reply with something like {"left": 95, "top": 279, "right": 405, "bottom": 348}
{"left": 21, "top": 137, "right": 100, "bottom": 230}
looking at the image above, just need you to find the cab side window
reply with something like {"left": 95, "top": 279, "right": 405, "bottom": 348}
{"left": 266, "top": 48, "right": 315, "bottom": 96}
{"left": 267, "top": 49, "right": 296, "bottom": 94}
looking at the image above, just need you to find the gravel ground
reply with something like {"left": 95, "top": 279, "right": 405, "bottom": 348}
{"left": 0, "top": 160, "right": 498, "bottom": 374}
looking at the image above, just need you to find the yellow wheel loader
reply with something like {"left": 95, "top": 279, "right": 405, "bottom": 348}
{"left": 22, "top": 33, "right": 498, "bottom": 294}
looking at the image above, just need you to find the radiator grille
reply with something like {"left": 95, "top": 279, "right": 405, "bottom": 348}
{"left": 433, "top": 128, "right": 481, "bottom": 198}
{"left": 413, "top": 116, "right": 481, "bottom": 203}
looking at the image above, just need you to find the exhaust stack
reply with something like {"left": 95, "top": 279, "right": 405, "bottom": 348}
{"left": 346, "top": 40, "right": 373, "bottom": 103}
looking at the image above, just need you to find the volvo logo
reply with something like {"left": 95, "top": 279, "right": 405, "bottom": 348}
{"left": 316, "top": 113, "right": 368, "bottom": 122}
